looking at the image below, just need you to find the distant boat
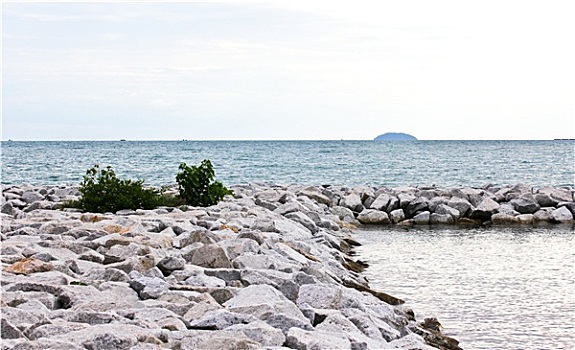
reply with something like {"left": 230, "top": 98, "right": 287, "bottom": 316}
{"left": 120, "top": 139, "right": 127, "bottom": 142}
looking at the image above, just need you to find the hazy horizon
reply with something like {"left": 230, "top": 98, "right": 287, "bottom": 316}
{"left": 2, "top": 1, "right": 574, "bottom": 141}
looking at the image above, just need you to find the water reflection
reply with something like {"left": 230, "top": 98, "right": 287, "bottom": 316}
{"left": 354, "top": 226, "right": 575, "bottom": 350}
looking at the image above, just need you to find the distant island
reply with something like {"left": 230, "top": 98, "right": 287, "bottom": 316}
{"left": 374, "top": 132, "right": 417, "bottom": 141}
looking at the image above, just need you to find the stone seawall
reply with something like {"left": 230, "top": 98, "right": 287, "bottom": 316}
{"left": 1, "top": 182, "right": 573, "bottom": 350}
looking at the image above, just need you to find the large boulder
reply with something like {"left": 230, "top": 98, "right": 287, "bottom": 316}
{"left": 469, "top": 198, "right": 500, "bottom": 221}
{"left": 340, "top": 194, "right": 364, "bottom": 213}
{"left": 190, "top": 244, "right": 233, "bottom": 269}
{"left": 552, "top": 206, "right": 573, "bottom": 223}
{"left": 509, "top": 195, "right": 541, "bottom": 214}
{"left": 357, "top": 209, "right": 390, "bottom": 224}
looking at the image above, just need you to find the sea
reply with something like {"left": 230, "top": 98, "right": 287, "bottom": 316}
{"left": 1, "top": 140, "right": 574, "bottom": 349}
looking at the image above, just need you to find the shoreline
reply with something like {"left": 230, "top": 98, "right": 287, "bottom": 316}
{"left": 1, "top": 183, "right": 573, "bottom": 349}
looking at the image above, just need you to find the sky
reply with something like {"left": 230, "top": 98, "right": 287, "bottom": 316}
{"left": 2, "top": 0, "right": 574, "bottom": 141}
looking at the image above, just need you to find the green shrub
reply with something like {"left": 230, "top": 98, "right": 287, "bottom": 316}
{"left": 176, "top": 159, "right": 233, "bottom": 207}
{"left": 74, "top": 164, "right": 162, "bottom": 213}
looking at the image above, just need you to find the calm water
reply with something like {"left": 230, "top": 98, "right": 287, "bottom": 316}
{"left": 2, "top": 140, "right": 574, "bottom": 349}
{"left": 1, "top": 140, "right": 573, "bottom": 187}
{"left": 356, "top": 226, "right": 575, "bottom": 350}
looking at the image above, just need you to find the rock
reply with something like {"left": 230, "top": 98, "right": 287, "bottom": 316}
{"left": 516, "top": 214, "right": 535, "bottom": 225}
{"left": 558, "top": 202, "right": 575, "bottom": 217}
{"left": 190, "top": 244, "right": 233, "bottom": 269}
{"left": 22, "top": 191, "right": 44, "bottom": 203}
{"left": 340, "top": 193, "right": 364, "bottom": 213}
{"left": 185, "top": 274, "right": 226, "bottom": 288}
{"left": 223, "top": 284, "right": 306, "bottom": 321}
{"left": 491, "top": 213, "right": 519, "bottom": 225}
{"left": 434, "top": 204, "right": 460, "bottom": 219}
{"left": 537, "top": 186, "right": 573, "bottom": 204}
{"left": 297, "top": 284, "right": 343, "bottom": 310}
{"left": 225, "top": 320, "right": 286, "bottom": 346}
{"left": 298, "top": 189, "right": 333, "bottom": 206}
{"left": 129, "top": 276, "right": 170, "bottom": 300}
{"left": 355, "top": 209, "right": 390, "bottom": 225}
{"left": 369, "top": 194, "right": 392, "bottom": 211}
{"left": 389, "top": 209, "right": 406, "bottom": 223}
{"left": 286, "top": 327, "right": 352, "bottom": 350}
{"left": 189, "top": 309, "right": 258, "bottom": 330}
{"left": 178, "top": 330, "right": 261, "bottom": 350}
{"left": 469, "top": 197, "right": 500, "bottom": 221}
{"left": 3, "top": 258, "right": 54, "bottom": 275}
{"left": 510, "top": 195, "right": 541, "bottom": 214}
{"left": 330, "top": 206, "right": 355, "bottom": 221}
{"left": 1, "top": 318, "right": 24, "bottom": 339}
{"left": 404, "top": 197, "right": 429, "bottom": 218}
{"left": 156, "top": 256, "right": 186, "bottom": 276}
{"left": 430, "top": 213, "right": 454, "bottom": 225}
{"left": 251, "top": 219, "right": 280, "bottom": 233}
{"left": 533, "top": 208, "right": 554, "bottom": 222}
{"left": 413, "top": 211, "right": 430, "bottom": 225}
{"left": 285, "top": 212, "right": 318, "bottom": 234}
{"left": 552, "top": 206, "right": 574, "bottom": 223}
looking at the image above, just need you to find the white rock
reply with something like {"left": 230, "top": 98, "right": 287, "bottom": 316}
{"left": 552, "top": 206, "right": 574, "bottom": 222}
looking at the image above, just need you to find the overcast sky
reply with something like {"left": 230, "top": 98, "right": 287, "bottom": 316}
{"left": 2, "top": 0, "right": 574, "bottom": 140}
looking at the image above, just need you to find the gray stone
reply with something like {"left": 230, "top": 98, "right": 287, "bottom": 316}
{"left": 189, "top": 309, "right": 258, "bottom": 330}
{"left": 285, "top": 212, "right": 318, "bottom": 234}
{"left": 264, "top": 313, "right": 314, "bottom": 335}
{"left": 413, "top": 211, "right": 430, "bottom": 225}
{"left": 429, "top": 213, "right": 455, "bottom": 225}
{"left": 510, "top": 195, "right": 541, "bottom": 214}
{"left": 389, "top": 209, "right": 406, "bottom": 223}
{"left": 516, "top": 214, "right": 535, "bottom": 224}
{"left": 356, "top": 209, "right": 390, "bottom": 224}
{"left": 225, "top": 320, "right": 286, "bottom": 346}
{"left": 297, "top": 284, "right": 342, "bottom": 310}
{"left": 558, "top": 202, "right": 575, "bottom": 217}
{"left": 274, "top": 202, "right": 302, "bottom": 216}
{"left": 404, "top": 197, "right": 429, "bottom": 218}
{"left": 533, "top": 208, "right": 554, "bottom": 222}
{"left": 190, "top": 243, "right": 233, "bottom": 269}
{"left": 434, "top": 204, "right": 460, "bottom": 219}
{"left": 298, "top": 189, "right": 333, "bottom": 206}
{"left": 251, "top": 219, "right": 280, "bottom": 233}
{"left": 286, "top": 327, "right": 351, "bottom": 350}
{"left": 537, "top": 186, "right": 573, "bottom": 203}
{"left": 224, "top": 284, "right": 306, "bottom": 321}
{"left": 491, "top": 213, "right": 519, "bottom": 225}
{"left": 369, "top": 194, "right": 392, "bottom": 211}
{"left": 185, "top": 274, "right": 226, "bottom": 288}
{"left": 340, "top": 193, "right": 364, "bottom": 213}
{"left": 178, "top": 330, "right": 261, "bottom": 350}
{"left": 129, "top": 276, "right": 170, "bottom": 300}
{"left": 232, "top": 253, "right": 299, "bottom": 272}
{"left": 329, "top": 206, "right": 355, "bottom": 221}
{"left": 85, "top": 267, "right": 130, "bottom": 282}
{"left": 552, "top": 206, "right": 574, "bottom": 222}
{"left": 1, "top": 318, "right": 24, "bottom": 339}
{"left": 22, "top": 191, "right": 44, "bottom": 203}
{"left": 469, "top": 197, "right": 500, "bottom": 221}
{"left": 157, "top": 256, "right": 186, "bottom": 276}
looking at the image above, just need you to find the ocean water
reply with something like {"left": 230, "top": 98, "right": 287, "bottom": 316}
{"left": 1, "top": 140, "right": 573, "bottom": 187}
{"left": 1, "top": 140, "right": 574, "bottom": 349}
{"left": 356, "top": 226, "right": 575, "bottom": 350}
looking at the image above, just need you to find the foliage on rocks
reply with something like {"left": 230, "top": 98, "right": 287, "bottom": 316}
{"left": 73, "top": 164, "right": 163, "bottom": 213}
{"left": 176, "top": 159, "right": 233, "bottom": 207}
{"left": 68, "top": 160, "right": 232, "bottom": 213}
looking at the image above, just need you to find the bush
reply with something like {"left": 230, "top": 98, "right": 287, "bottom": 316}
{"left": 176, "top": 159, "right": 233, "bottom": 207}
{"left": 74, "top": 164, "right": 162, "bottom": 213}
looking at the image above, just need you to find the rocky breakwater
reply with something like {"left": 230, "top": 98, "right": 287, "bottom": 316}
{"left": 1, "top": 183, "right": 461, "bottom": 350}
{"left": 336, "top": 183, "right": 574, "bottom": 227}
